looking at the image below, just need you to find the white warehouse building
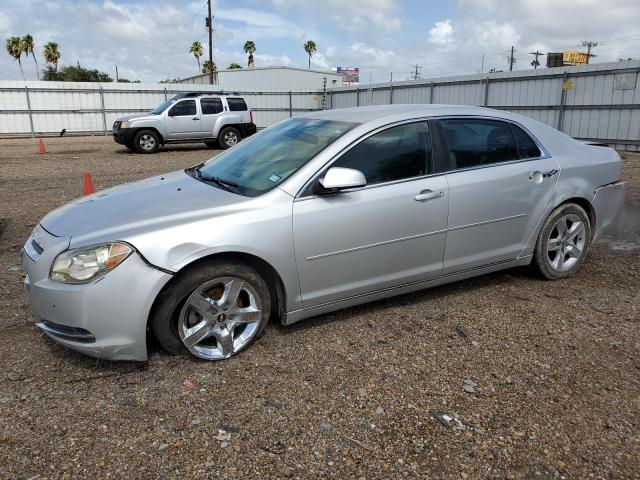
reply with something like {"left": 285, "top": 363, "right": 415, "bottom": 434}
{"left": 174, "top": 66, "right": 341, "bottom": 92}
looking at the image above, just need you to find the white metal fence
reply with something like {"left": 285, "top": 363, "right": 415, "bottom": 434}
{"left": 1, "top": 61, "right": 639, "bottom": 151}
{"left": 329, "top": 60, "right": 640, "bottom": 151}
{"left": 0, "top": 81, "right": 325, "bottom": 136}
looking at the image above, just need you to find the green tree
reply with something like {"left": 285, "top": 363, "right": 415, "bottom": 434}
{"left": 22, "top": 34, "right": 40, "bottom": 79}
{"left": 304, "top": 40, "right": 317, "bottom": 69}
{"left": 42, "top": 64, "right": 112, "bottom": 82}
{"left": 202, "top": 60, "right": 216, "bottom": 74}
{"left": 228, "top": 63, "right": 242, "bottom": 69}
{"left": 244, "top": 40, "right": 256, "bottom": 68}
{"left": 5, "top": 36, "right": 25, "bottom": 80}
{"left": 43, "top": 42, "right": 61, "bottom": 71}
{"left": 189, "top": 41, "right": 203, "bottom": 72}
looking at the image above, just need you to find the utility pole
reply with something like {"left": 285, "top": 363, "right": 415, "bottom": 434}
{"left": 508, "top": 46, "right": 516, "bottom": 72}
{"left": 411, "top": 64, "right": 422, "bottom": 80}
{"left": 390, "top": 72, "right": 393, "bottom": 83}
{"left": 480, "top": 53, "right": 485, "bottom": 74}
{"left": 580, "top": 40, "right": 598, "bottom": 64}
{"left": 115, "top": 65, "right": 119, "bottom": 81}
{"left": 529, "top": 50, "right": 545, "bottom": 69}
{"left": 207, "top": 0, "right": 214, "bottom": 84}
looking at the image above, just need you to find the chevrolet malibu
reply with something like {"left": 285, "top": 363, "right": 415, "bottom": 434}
{"left": 22, "top": 105, "right": 625, "bottom": 361}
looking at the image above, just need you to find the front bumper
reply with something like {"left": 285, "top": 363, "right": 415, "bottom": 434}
{"left": 112, "top": 128, "right": 135, "bottom": 146}
{"left": 592, "top": 181, "right": 625, "bottom": 242}
{"left": 22, "top": 227, "right": 172, "bottom": 361}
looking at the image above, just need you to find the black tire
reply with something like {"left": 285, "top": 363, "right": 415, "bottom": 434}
{"left": 532, "top": 203, "right": 591, "bottom": 280}
{"left": 150, "top": 260, "right": 271, "bottom": 359}
{"left": 218, "top": 126, "right": 241, "bottom": 150}
{"left": 204, "top": 141, "right": 218, "bottom": 148}
{"left": 125, "top": 142, "right": 136, "bottom": 152}
{"left": 133, "top": 129, "right": 160, "bottom": 154}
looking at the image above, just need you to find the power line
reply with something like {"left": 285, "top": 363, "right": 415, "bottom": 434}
{"left": 411, "top": 64, "right": 422, "bottom": 80}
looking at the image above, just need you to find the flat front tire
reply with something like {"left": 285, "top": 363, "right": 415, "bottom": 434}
{"left": 151, "top": 260, "right": 270, "bottom": 360}
{"left": 532, "top": 203, "right": 591, "bottom": 280}
{"left": 133, "top": 130, "right": 160, "bottom": 154}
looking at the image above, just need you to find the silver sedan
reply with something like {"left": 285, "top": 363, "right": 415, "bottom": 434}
{"left": 22, "top": 105, "right": 625, "bottom": 361}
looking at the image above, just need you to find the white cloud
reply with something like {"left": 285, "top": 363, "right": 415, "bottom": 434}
{"left": 429, "top": 20, "right": 454, "bottom": 45}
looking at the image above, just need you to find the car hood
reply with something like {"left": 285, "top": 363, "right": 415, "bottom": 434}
{"left": 40, "top": 170, "right": 243, "bottom": 243}
{"left": 116, "top": 113, "right": 156, "bottom": 122}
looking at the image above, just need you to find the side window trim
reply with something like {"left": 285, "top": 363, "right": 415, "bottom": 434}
{"left": 297, "top": 119, "right": 438, "bottom": 199}
{"left": 434, "top": 115, "right": 550, "bottom": 174}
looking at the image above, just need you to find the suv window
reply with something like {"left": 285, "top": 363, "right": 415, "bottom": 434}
{"left": 441, "top": 119, "right": 518, "bottom": 170}
{"left": 168, "top": 100, "right": 196, "bottom": 117}
{"left": 511, "top": 124, "right": 542, "bottom": 159}
{"left": 331, "top": 122, "right": 432, "bottom": 185}
{"left": 201, "top": 97, "right": 223, "bottom": 115}
{"left": 226, "top": 97, "right": 248, "bottom": 111}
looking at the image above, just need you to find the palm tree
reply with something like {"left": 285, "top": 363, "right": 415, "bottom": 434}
{"left": 5, "top": 36, "right": 25, "bottom": 80}
{"left": 22, "top": 34, "right": 40, "bottom": 79}
{"left": 228, "top": 63, "right": 242, "bottom": 69}
{"left": 43, "top": 42, "right": 61, "bottom": 71}
{"left": 304, "top": 40, "right": 317, "bottom": 69}
{"left": 244, "top": 41, "right": 256, "bottom": 68}
{"left": 189, "top": 41, "right": 203, "bottom": 72}
{"left": 202, "top": 60, "right": 216, "bottom": 74}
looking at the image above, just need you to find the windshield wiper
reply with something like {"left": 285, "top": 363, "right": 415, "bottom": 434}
{"left": 195, "top": 168, "right": 239, "bottom": 192}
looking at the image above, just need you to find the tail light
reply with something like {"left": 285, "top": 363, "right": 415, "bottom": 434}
{"left": 249, "top": 110, "right": 254, "bottom": 124}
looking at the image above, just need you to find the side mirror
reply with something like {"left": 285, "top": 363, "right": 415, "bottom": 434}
{"left": 319, "top": 167, "right": 366, "bottom": 191}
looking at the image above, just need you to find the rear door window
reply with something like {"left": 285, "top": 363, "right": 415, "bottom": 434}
{"left": 226, "top": 97, "right": 248, "bottom": 111}
{"left": 201, "top": 98, "right": 223, "bottom": 115}
{"left": 511, "top": 124, "right": 542, "bottom": 159}
{"left": 440, "top": 119, "right": 518, "bottom": 170}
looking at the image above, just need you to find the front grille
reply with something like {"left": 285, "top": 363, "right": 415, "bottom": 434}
{"left": 31, "top": 239, "right": 44, "bottom": 255}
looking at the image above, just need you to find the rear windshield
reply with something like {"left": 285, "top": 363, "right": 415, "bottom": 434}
{"left": 192, "top": 117, "right": 356, "bottom": 197}
{"left": 226, "top": 97, "right": 248, "bottom": 111}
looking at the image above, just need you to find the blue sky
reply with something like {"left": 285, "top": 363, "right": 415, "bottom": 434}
{"left": 1, "top": 0, "right": 639, "bottom": 83}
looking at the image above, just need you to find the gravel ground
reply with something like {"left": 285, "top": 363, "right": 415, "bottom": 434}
{"left": 0, "top": 136, "right": 638, "bottom": 480}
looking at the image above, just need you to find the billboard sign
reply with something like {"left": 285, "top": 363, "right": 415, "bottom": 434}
{"left": 563, "top": 51, "right": 588, "bottom": 64}
{"left": 337, "top": 67, "right": 359, "bottom": 85}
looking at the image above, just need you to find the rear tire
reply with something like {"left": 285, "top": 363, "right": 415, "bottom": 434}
{"left": 133, "top": 130, "right": 160, "bottom": 154}
{"left": 150, "top": 260, "right": 270, "bottom": 360}
{"left": 218, "top": 127, "right": 241, "bottom": 150}
{"left": 532, "top": 203, "right": 591, "bottom": 280}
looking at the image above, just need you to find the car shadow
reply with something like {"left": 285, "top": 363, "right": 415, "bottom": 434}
{"left": 115, "top": 144, "right": 221, "bottom": 155}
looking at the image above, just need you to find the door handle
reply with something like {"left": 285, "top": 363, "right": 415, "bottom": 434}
{"left": 415, "top": 189, "right": 444, "bottom": 202}
{"left": 192, "top": 117, "right": 200, "bottom": 121}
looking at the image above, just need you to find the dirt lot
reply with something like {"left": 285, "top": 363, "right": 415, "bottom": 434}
{"left": 0, "top": 136, "right": 638, "bottom": 479}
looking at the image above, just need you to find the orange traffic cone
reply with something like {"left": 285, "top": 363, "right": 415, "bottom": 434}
{"left": 83, "top": 172, "right": 95, "bottom": 196}
{"left": 38, "top": 138, "right": 47, "bottom": 154}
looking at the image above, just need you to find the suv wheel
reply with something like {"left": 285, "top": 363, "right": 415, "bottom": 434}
{"left": 219, "top": 127, "right": 240, "bottom": 150}
{"left": 133, "top": 130, "right": 160, "bottom": 154}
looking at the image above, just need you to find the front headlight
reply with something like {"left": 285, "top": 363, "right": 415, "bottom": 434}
{"left": 50, "top": 243, "right": 133, "bottom": 284}
{"left": 121, "top": 121, "right": 130, "bottom": 128}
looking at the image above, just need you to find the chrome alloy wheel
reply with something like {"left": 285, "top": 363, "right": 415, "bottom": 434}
{"left": 178, "top": 277, "right": 263, "bottom": 360}
{"left": 224, "top": 130, "right": 238, "bottom": 146}
{"left": 545, "top": 213, "right": 586, "bottom": 273}
{"left": 139, "top": 134, "right": 156, "bottom": 151}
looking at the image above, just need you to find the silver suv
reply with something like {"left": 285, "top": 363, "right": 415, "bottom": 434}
{"left": 112, "top": 93, "right": 257, "bottom": 153}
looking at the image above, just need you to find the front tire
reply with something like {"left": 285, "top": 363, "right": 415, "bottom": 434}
{"left": 151, "top": 260, "right": 270, "bottom": 360}
{"left": 532, "top": 203, "right": 591, "bottom": 280}
{"left": 133, "top": 130, "right": 160, "bottom": 154}
{"left": 218, "top": 127, "right": 241, "bottom": 150}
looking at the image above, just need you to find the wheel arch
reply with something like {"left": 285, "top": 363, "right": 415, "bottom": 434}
{"left": 147, "top": 251, "right": 287, "bottom": 334}
{"left": 133, "top": 126, "right": 164, "bottom": 144}
{"left": 556, "top": 196, "right": 596, "bottom": 239}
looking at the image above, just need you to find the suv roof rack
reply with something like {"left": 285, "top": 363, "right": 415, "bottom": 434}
{"left": 171, "top": 91, "right": 242, "bottom": 99}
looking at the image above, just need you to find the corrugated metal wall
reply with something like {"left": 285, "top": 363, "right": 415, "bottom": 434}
{"left": 1, "top": 61, "right": 639, "bottom": 150}
{"left": 0, "top": 81, "right": 324, "bottom": 135}
{"left": 329, "top": 60, "right": 640, "bottom": 151}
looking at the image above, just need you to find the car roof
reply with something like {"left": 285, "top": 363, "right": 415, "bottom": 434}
{"left": 299, "top": 104, "right": 512, "bottom": 125}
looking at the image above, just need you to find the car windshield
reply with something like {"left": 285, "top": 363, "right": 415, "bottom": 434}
{"left": 192, "top": 117, "right": 357, "bottom": 197}
{"left": 150, "top": 99, "right": 174, "bottom": 115}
